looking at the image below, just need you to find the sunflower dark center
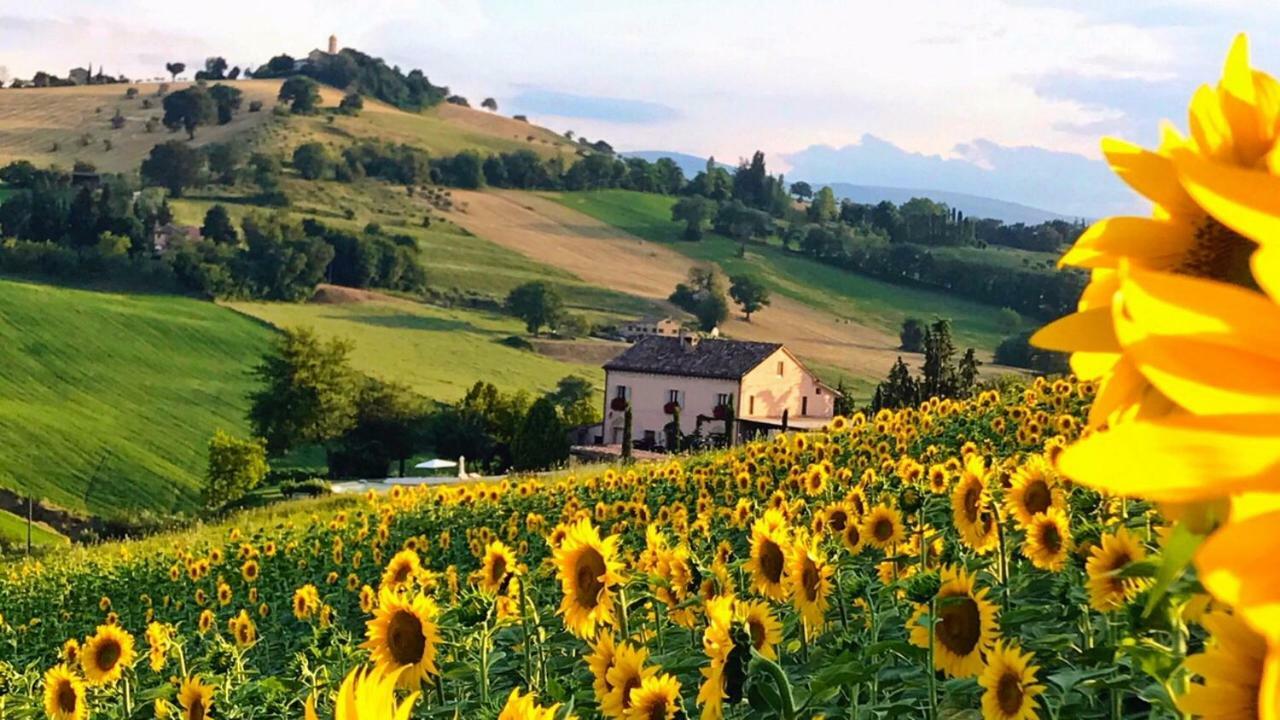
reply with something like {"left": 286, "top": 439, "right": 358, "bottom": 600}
{"left": 760, "top": 541, "right": 784, "bottom": 583}
{"left": 749, "top": 619, "right": 766, "bottom": 649}
{"left": 845, "top": 525, "right": 861, "bottom": 547}
{"left": 387, "top": 610, "right": 427, "bottom": 665}
{"left": 1023, "top": 481, "right": 1052, "bottom": 516}
{"left": 393, "top": 563, "right": 411, "bottom": 584}
{"left": 963, "top": 485, "right": 981, "bottom": 521}
{"left": 647, "top": 697, "right": 670, "bottom": 720}
{"left": 96, "top": 639, "right": 122, "bottom": 671}
{"left": 1179, "top": 216, "right": 1257, "bottom": 287}
{"left": 1040, "top": 523, "right": 1063, "bottom": 553}
{"left": 56, "top": 681, "right": 78, "bottom": 711}
{"left": 574, "top": 549, "right": 607, "bottom": 608}
{"left": 621, "top": 675, "right": 642, "bottom": 708}
{"left": 491, "top": 555, "right": 507, "bottom": 584}
{"left": 828, "top": 510, "right": 848, "bottom": 532}
{"left": 997, "top": 671, "right": 1024, "bottom": 715}
{"left": 873, "top": 518, "right": 893, "bottom": 542}
{"left": 190, "top": 697, "right": 207, "bottom": 720}
{"left": 937, "top": 596, "right": 981, "bottom": 656}
{"left": 801, "top": 559, "right": 820, "bottom": 600}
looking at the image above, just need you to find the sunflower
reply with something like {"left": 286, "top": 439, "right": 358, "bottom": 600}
{"left": 146, "top": 621, "right": 170, "bottom": 672}
{"left": 840, "top": 519, "right": 865, "bottom": 556}
{"left": 1004, "top": 455, "right": 1063, "bottom": 529}
{"left": 42, "top": 665, "right": 86, "bottom": 720}
{"left": 80, "top": 624, "right": 136, "bottom": 685}
{"left": 698, "top": 595, "right": 735, "bottom": 720}
{"left": 177, "top": 675, "right": 215, "bottom": 720}
{"left": 1085, "top": 527, "right": 1149, "bottom": 613}
{"left": 908, "top": 566, "right": 1000, "bottom": 678}
{"left": 587, "top": 632, "right": 618, "bottom": 706}
{"left": 1175, "top": 611, "right": 1272, "bottom": 719}
{"left": 229, "top": 609, "right": 256, "bottom": 648}
{"left": 552, "top": 518, "right": 625, "bottom": 639}
{"left": 304, "top": 665, "right": 419, "bottom": 720}
{"left": 601, "top": 642, "right": 655, "bottom": 719}
{"left": 294, "top": 584, "right": 321, "bottom": 620}
{"left": 786, "top": 533, "right": 832, "bottom": 636}
{"left": 746, "top": 510, "right": 790, "bottom": 601}
{"left": 496, "top": 688, "right": 562, "bottom": 720}
{"left": 241, "top": 558, "right": 260, "bottom": 584}
{"left": 822, "top": 502, "right": 852, "bottom": 535}
{"left": 978, "top": 641, "right": 1045, "bottom": 720}
{"left": 1033, "top": 34, "right": 1278, "bottom": 428}
{"left": 362, "top": 588, "right": 442, "bottom": 689}
{"left": 197, "top": 609, "right": 214, "bottom": 634}
{"left": 480, "top": 540, "right": 517, "bottom": 595}
{"left": 861, "top": 504, "right": 904, "bottom": 551}
{"left": 625, "top": 673, "right": 683, "bottom": 720}
{"left": 951, "top": 457, "right": 998, "bottom": 554}
{"left": 381, "top": 549, "right": 422, "bottom": 592}
{"left": 1021, "top": 507, "right": 1072, "bottom": 572}
{"left": 61, "top": 639, "right": 80, "bottom": 665}
{"left": 738, "top": 599, "right": 782, "bottom": 660}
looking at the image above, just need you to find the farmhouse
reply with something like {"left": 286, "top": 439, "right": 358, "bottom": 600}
{"left": 619, "top": 316, "right": 681, "bottom": 341}
{"left": 596, "top": 334, "right": 835, "bottom": 449}
{"left": 152, "top": 223, "right": 201, "bottom": 253}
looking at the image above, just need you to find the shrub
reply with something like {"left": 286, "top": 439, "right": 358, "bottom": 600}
{"left": 203, "top": 430, "right": 269, "bottom": 509}
{"left": 280, "top": 478, "right": 330, "bottom": 498}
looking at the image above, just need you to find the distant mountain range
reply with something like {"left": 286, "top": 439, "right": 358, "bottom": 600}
{"left": 625, "top": 150, "right": 1080, "bottom": 225}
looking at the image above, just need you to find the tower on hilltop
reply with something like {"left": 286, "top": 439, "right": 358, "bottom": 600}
{"left": 328, "top": 35, "right": 338, "bottom": 54}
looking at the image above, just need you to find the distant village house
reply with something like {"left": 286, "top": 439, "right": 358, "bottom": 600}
{"left": 152, "top": 223, "right": 201, "bottom": 253}
{"left": 619, "top": 316, "right": 681, "bottom": 342}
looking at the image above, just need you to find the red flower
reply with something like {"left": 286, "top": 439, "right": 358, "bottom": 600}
{"left": 610, "top": 397, "right": 629, "bottom": 412}
{"left": 663, "top": 401, "right": 680, "bottom": 415}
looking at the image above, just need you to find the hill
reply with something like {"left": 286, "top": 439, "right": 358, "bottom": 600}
{"left": 0, "top": 79, "right": 575, "bottom": 174}
{"left": 0, "top": 278, "right": 273, "bottom": 517}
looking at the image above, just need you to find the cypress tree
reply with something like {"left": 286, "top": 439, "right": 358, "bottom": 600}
{"left": 621, "top": 403, "right": 633, "bottom": 462}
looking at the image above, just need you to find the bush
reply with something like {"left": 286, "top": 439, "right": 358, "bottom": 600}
{"left": 900, "top": 317, "right": 927, "bottom": 352}
{"left": 265, "top": 467, "right": 327, "bottom": 486}
{"left": 203, "top": 430, "right": 269, "bottom": 509}
{"left": 499, "top": 335, "right": 534, "bottom": 350}
{"left": 248, "top": 100, "right": 263, "bottom": 112}
{"left": 280, "top": 478, "right": 330, "bottom": 498}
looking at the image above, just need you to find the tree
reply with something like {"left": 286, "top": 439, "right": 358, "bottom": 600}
{"left": 790, "top": 181, "right": 813, "bottom": 200}
{"left": 208, "top": 83, "right": 243, "bottom": 124}
{"left": 920, "top": 319, "right": 959, "bottom": 399}
{"left": 671, "top": 195, "right": 715, "bottom": 241}
{"left": 958, "top": 348, "right": 982, "bottom": 395}
{"left": 204, "top": 430, "right": 268, "bottom": 508}
{"left": 201, "top": 204, "right": 238, "bottom": 244}
{"left": 875, "top": 357, "right": 920, "bottom": 410}
{"left": 996, "top": 307, "right": 1021, "bottom": 333}
{"left": 694, "top": 292, "right": 729, "bottom": 331}
{"left": 140, "top": 140, "right": 203, "bottom": 197}
{"left": 162, "top": 86, "right": 215, "bottom": 139}
{"left": 292, "top": 142, "right": 333, "bottom": 180}
{"left": 899, "top": 317, "right": 926, "bottom": 352}
{"left": 331, "top": 378, "right": 429, "bottom": 478}
{"left": 833, "top": 379, "right": 855, "bottom": 417}
{"left": 511, "top": 397, "right": 569, "bottom": 471}
{"left": 165, "top": 62, "right": 185, "bottom": 81}
{"left": 248, "top": 327, "right": 359, "bottom": 455}
{"left": 279, "top": 76, "right": 322, "bottom": 114}
{"left": 339, "top": 92, "right": 364, "bottom": 115}
{"left": 505, "top": 281, "right": 564, "bottom": 335}
{"left": 204, "top": 141, "right": 246, "bottom": 184}
{"left": 728, "top": 274, "right": 771, "bottom": 321}
{"left": 621, "top": 403, "right": 633, "bottom": 461}
{"left": 808, "top": 186, "right": 838, "bottom": 222}
{"left": 481, "top": 97, "right": 498, "bottom": 111}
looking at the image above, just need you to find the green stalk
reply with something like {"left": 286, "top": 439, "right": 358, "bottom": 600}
{"left": 518, "top": 579, "right": 535, "bottom": 689}
{"left": 927, "top": 598, "right": 938, "bottom": 720}
{"left": 752, "top": 652, "right": 798, "bottom": 720}
{"left": 617, "top": 585, "right": 631, "bottom": 640}
{"left": 991, "top": 502, "right": 1011, "bottom": 613}
{"left": 833, "top": 565, "right": 849, "bottom": 633}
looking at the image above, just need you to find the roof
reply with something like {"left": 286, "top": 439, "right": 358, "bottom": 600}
{"left": 604, "top": 336, "right": 782, "bottom": 380}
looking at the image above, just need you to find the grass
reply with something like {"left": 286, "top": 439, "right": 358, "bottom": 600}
{"left": 0, "top": 278, "right": 275, "bottom": 516}
{"left": 0, "top": 508, "right": 66, "bottom": 550}
{"left": 546, "top": 190, "right": 1014, "bottom": 350}
{"left": 224, "top": 296, "right": 604, "bottom": 403}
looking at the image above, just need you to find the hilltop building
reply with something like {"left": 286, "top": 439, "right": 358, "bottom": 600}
{"left": 619, "top": 316, "right": 681, "bottom": 342}
{"left": 329, "top": 34, "right": 339, "bottom": 54}
{"left": 585, "top": 334, "right": 835, "bottom": 451}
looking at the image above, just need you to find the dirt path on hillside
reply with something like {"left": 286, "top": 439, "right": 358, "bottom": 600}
{"left": 445, "top": 191, "right": 938, "bottom": 383}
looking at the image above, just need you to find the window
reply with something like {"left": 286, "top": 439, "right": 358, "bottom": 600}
{"left": 643, "top": 430, "right": 656, "bottom": 443}
{"left": 716, "top": 392, "right": 733, "bottom": 407}
{"left": 802, "top": 397, "right": 809, "bottom": 415}
{"left": 615, "top": 385, "right": 628, "bottom": 400}
{"left": 776, "top": 361, "right": 784, "bottom": 376}
{"left": 667, "top": 389, "right": 681, "bottom": 404}
{"left": 748, "top": 395, "right": 755, "bottom": 414}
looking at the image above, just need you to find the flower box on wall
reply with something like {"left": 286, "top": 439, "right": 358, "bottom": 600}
{"left": 610, "top": 397, "right": 629, "bottom": 412}
{"left": 663, "top": 401, "right": 680, "bottom": 415}
{"left": 712, "top": 404, "right": 728, "bottom": 420}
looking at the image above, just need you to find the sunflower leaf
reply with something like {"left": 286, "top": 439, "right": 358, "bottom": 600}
{"left": 1142, "top": 521, "right": 1204, "bottom": 618}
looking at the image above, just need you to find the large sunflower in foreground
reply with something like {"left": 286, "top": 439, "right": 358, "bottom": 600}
{"left": 738, "top": 599, "right": 782, "bottom": 660}
{"left": 1175, "top": 611, "right": 1272, "bottom": 719}
{"left": 177, "top": 675, "right": 215, "bottom": 720}
{"left": 601, "top": 641, "right": 655, "bottom": 719}
{"left": 42, "top": 665, "right": 86, "bottom": 720}
{"left": 1033, "top": 34, "right": 1279, "bottom": 428}
{"left": 908, "top": 566, "right": 1000, "bottom": 678}
{"left": 978, "top": 641, "right": 1045, "bottom": 720}
{"left": 552, "top": 518, "right": 625, "bottom": 639}
{"left": 785, "top": 533, "right": 833, "bottom": 636}
{"left": 80, "top": 624, "right": 136, "bottom": 685}
{"left": 381, "top": 549, "right": 423, "bottom": 592}
{"left": 480, "top": 540, "right": 517, "bottom": 595}
{"left": 625, "top": 673, "right": 683, "bottom": 720}
{"left": 1085, "top": 527, "right": 1149, "bottom": 613}
{"left": 305, "top": 665, "right": 419, "bottom": 720}
{"left": 362, "top": 589, "right": 442, "bottom": 689}
{"left": 746, "top": 510, "right": 790, "bottom": 601}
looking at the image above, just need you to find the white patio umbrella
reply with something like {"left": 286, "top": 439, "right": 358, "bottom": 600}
{"left": 414, "top": 458, "right": 458, "bottom": 470}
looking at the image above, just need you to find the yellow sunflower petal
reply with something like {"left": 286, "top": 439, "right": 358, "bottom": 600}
{"left": 1174, "top": 149, "right": 1280, "bottom": 247}
{"left": 1102, "top": 137, "right": 1199, "bottom": 216}
{"left": 1218, "top": 34, "right": 1269, "bottom": 165}
{"left": 1058, "top": 216, "right": 1196, "bottom": 270}
{"left": 1057, "top": 415, "right": 1280, "bottom": 501}
{"left": 1196, "top": 509, "right": 1280, "bottom": 644}
{"left": 1129, "top": 336, "right": 1280, "bottom": 415}
{"left": 1189, "top": 84, "right": 1234, "bottom": 159}
{"left": 1253, "top": 248, "right": 1280, "bottom": 303}
{"left": 1030, "top": 307, "right": 1119, "bottom": 353}
{"left": 1120, "top": 269, "right": 1280, "bottom": 359}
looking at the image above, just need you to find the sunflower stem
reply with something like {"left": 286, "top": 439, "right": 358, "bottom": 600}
{"left": 517, "top": 577, "right": 535, "bottom": 690}
{"left": 618, "top": 585, "right": 631, "bottom": 640}
{"left": 834, "top": 566, "right": 849, "bottom": 633}
{"left": 479, "top": 618, "right": 490, "bottom": 706}
{"left": 751, "top": 651, "right": 798, "bottom": 720}
{"left": 991, "top": 502, "right": 1012, "bottom": 614}
{"left": 926, "top": 597, "right": 938, "bottom": 720}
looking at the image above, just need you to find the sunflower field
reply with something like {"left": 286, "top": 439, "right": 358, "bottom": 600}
{"left": 5, "top": 30, "right": 1280, "bottom": 720}
{"left": 0, "top": 376, "right": 1240, "bottom": 720}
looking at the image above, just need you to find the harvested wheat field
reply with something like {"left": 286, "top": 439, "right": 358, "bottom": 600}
{"left": 445, "top": 190, "right": 1018, "bottom": 386}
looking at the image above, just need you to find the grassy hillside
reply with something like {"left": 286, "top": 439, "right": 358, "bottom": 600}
{"left": 0, "top": 279, "right": 273, "bottom": 516}
{"left": 225, "top": 292, "right": 606, "bottom": 402}
{"left": 548, "top": 190, "right": 1014, "bottom": 351}
{"left": 0, "top": 508, "right": 66, "bottom": 549}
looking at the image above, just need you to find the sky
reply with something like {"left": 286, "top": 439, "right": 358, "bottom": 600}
{"left": 2, "top": 0, "right": 1276, "bottom": 217}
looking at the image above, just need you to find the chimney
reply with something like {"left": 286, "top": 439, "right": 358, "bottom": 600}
{"left": 681, "top": 333, "right": 700, "bottom": 352}
{"left": 328, "top": 34, "right": 338, "bottom": 54}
